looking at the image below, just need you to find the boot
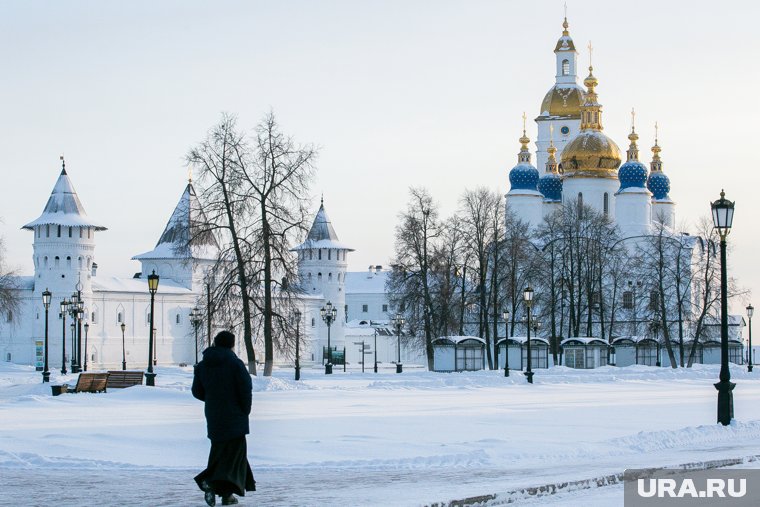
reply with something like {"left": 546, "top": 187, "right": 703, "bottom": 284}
{"left": 222, "top": 494, "right": 238, "bottom": 505}
{"left": 201, "top": 480, "right": 215, "bottom": 507}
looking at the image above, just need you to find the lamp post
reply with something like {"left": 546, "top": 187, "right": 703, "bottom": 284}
{"left": 76, "top": 296, "right": 84, "bottom": 372}
{"left": 190, "top": 308, "right": 202, "bottom": 366}
{"left": 502, "top": 310, "right": 510, "bottom": 377}
{"left": 392, "top": 313, "right": 405, "bottom": 374}
{"left": 60, "top": 299, "right": 68, "bottom": 375}
{"left": 524, "top": 287, "right": 535, "bottom": 384}
{"left": 711, "top": 190, "right": 735, "bottom": 426}
{"left": 120, "top": 322, "right": 127, "bottom": 370}
{"left": 42, "top": 289, "right": 52, "bottom": 383}
{"left": 294, "top": 309, "right": 301, "bottom": 381}
{"left": 747, "top": 304, "right": 754, "bottom": 373}
{"left": 320, "top": 301, "right": 337, "bottom": 374}
{"left": 68, "top": 292, "right": 79, "bottom": 373}
{"left": 83, "top": 322, "right": 89, "bottom": 371}
{"left": 374, "top": 327, "right": 378, "bottom": 374}
{"left": 146, "top": 270, "right": 160, "bottom": 386}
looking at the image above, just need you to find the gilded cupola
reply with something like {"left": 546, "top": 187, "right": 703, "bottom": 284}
{"left": 559, "top": 50, "right": 622, "bottom": 179}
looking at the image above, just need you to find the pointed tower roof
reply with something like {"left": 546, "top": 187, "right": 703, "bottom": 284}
{"left": 132, "top": 182, "right": 219, "bottom": 261}
{"left": 292, "top": 199, "right": 354, "bottom": 251}
{"left": 23, "top": 160, "right": 106, "bottom": 230}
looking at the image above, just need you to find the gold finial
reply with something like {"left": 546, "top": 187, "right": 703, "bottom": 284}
{"left": 522, "top": 111, "right": 527, "bottom": 134}
{"left": 517, "top": 115, "right": 531, "bottom": 163}
{"left": 588, "top": 41, "right": 593, "bottom": 68}
{"left": 626, "top": 109, "right": 639, "bottom": 161}
{"left": 651, "top": 122, "right": 662, "bottom": 171}
{"left": 631, "top": 108, "right": 636, "bottom": 130}
{"left": 562, "top": 3, "right": 569, "bottom": 35}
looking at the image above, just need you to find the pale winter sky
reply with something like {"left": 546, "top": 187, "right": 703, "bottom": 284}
{"left": 1, "top": 1, "right": 758, "bottom": 312}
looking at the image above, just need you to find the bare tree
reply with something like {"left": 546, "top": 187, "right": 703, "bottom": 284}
{"left": 387, "top": 188, "right": 441, "bottom": 370}
{"left": 0, "top": 236, "right": 19, "bottom": 319}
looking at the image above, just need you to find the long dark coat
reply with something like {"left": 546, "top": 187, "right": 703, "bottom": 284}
{"left": 192, "top": 346, "right": 252, "bottom": 443}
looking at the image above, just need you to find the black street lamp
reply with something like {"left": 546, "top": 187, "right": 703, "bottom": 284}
{"left": 392, "top": 314, "right": 405, "bottom": 374}
{"left": 69, "top": 292, "right": 79, "bottom": 373}
{"left": 293, "top": 309, "right": 301, "bottom": 381}
{"left": 711, "top": 189, "right": 735, "bottom": 426}
{"left": 373, "top": 327, "right": 378, "bottom": 374}
{"left": 747, "top": 304, "right": 754, "bottom": 373}
{"left": 502, "top": 310, "right": 510, "bottom": 377}
{"left": 190, "top": 308, "right": 202, "bottom": 366}
{"left": 83, "top": 322, "right": 89, "bottom": 371}
{"left": 42, "top": 289, "right": 52, "bottom": 383}
{"left": 120, "top": 322, "right": 127, "bottom": 370}
{"left": 320, "top": 301, "right": 337, "bottom": 374}
{"left": 524, "top": 287, "right": 535, "bottom": 384}
{"left": 146, "top": 270, "right": 160, "bottom": 386}
{"left": 60, "top": 299, "right": 68, "bottom": 375}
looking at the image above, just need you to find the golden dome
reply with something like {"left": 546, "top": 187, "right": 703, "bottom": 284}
{"left": 540, "top": 85, "right": 584, "bottom": 118}
{"left": 560, "top": 130, "right": 622, "bottom": 179}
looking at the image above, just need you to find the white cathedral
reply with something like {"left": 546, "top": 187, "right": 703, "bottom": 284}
{"left": 1, "top": 17, "right": 744, "bottom": 372}
{"left": 506, "top": 17, "right": 674, "bottom": 234}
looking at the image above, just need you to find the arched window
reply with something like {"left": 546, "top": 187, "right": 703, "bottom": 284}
{"left": 44, "top": 256, "right": 48, "bottom": 267}
{"left": 328, "top": 273, "right": 332, "bottom": 282}
{"left": 603, "top": 193, "right": 609, "bottom": 216}
{"left": 318, "top": 273, "right": 322, "bottom": 282}
{"left": 66, "top": 256, "right": 71, "bottom": 268}
{"left": 78, "top": 257, "right": 83, "bottom": 269}
{"left": 562, "top": 59, "right": 569, "bottom": 75}
{"left": 54, "top": 256, "right": 60, "bottom": 268}
{"left": 117, "top": 312, "right": 123, "bottom": 323}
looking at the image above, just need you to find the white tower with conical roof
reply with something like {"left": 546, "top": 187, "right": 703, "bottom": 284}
{"left": 132, "top": 180, "right": 219, "bottom": 291}
{"left": 292, "top": 199, "right": 354, "bottom": 362}
{"left": 23, "top": 159, "right": 107, "bottom": 304}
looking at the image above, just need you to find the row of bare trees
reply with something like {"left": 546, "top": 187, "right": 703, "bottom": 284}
{"left": 188, "top": 113, "right": 315, "bottom": 375}
{"left": 388, "top": 187, "right": 743, "bottom": 370}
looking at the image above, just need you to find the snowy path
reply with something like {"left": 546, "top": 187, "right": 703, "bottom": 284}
{"left": 3, "top": 363, "right": 760, "bottom": 506}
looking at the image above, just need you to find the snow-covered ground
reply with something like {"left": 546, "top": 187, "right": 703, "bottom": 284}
{"left": 2, "top": 362, "right": 760, "bottom": 506}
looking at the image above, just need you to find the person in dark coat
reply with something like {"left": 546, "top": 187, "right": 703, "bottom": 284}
{"left": 193, "top": 331, "right": 255, "bottom": 506}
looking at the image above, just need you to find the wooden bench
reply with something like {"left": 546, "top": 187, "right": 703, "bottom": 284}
{"left": 106, "top": 370, "right": 144, "bottom": 389}
{"left": 73, "top": 372, "right": 110, "bottom": 393}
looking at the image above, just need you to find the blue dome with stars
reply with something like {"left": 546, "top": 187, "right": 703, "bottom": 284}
{"left": 618, "top": 160, "right": 648, "bottom": 190}
{"left": 509, "top": 162, "right": 539, "bottom": 191}
{"left": 647, "top": 172, "right": 670, "bottom": 200}
{"left": 538, "top": 172, "right": 562, "bottom": 201}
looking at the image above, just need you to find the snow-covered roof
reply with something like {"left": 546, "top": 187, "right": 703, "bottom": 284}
{"left": 434, "top": 336, "right": 486, "bottom": 345}
{"left": 292, "top": 200, "right": 354, "bottom": 251}
{"left": 132, "top": 183, "right": 219, "bottom": 261}
{"left": 92, "top": 276, "right": 194, "bottom": 295}
{"left": 22, "top": 167, "right": 106, "bottom": 231}
{"left": 345, "top": 271, "right": 388, "bottom": 294}
{"left": 611, "top": 336, "right": 660, "bottom": 344}
{"left": 561, "top": 337, "right": 609, "bottom": 346}
{"left": 496, "top": 336, "right": 551, "bottom": 346}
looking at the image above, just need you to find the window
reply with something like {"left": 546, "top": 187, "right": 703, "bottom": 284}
{"left": 46, "top": 225, "right": 49, "bottom": 237}
{"left": 54, "top": 256, "right": 60, "bottom": 268}
{"left": 309, "top": 250, "right": 313, "bottom": 260}
{"left": 68, "top": 227, "right": 72, "bottom": 238}
{"left": 328, "top": 249, "right": 331, "bottom": 260}
{"left": 318, "top": 249, "right": 322, "bottom": 260}
{"left": 382, "top": 304, "right": 388, "bottom": 313}
{"left": 522, "top": 343, "right": 549, "bottom": 368}
{"left": 562, "top": 59, "right": 569, "bottom": 75}
{"left": 622, "top": 291, "right": 633, "bottom": 309}
{"left": 57, "top": 225, "right": 61, "bottom": 237}
{"left": 638, "top": 344, "right": 658, "bottom": 366}
{"left": 117, "top": 312, "right": 123, "bottom": 323}
{"left": 176, "top": 314, "right": 180, "bottom": 324}
{"left": 37, "top": 227, "right": 40, "bottom": 238}
{"left": 729, "top": 345, "right": 743, "bottom": 365}
{"left": 66, "top": 256, "right": 71, "bottom": 268}
{"left": 78, "top": 257, "right": 83, "bottom": 269}
{"left": 79, "top": 228, "right": 83, "bottom": 238}
{"left": 44, "top": 256, "right": 48, "bottom": 267}
{"left": 318, "top": 273, "right": 322, "bottom": 283}
{"left": 649, "top": 291, "right": 659, "bottom": 311}
{"left": 362, "top": 304, "right": 368, "bottom": 313}
{"left": 146, "top": 312, "right": 151, "bottom": 324}
{"left": 565, "top": 348, "right": 585, "bottom": 369}
{"left": 603, "top": 193, "right": 609, "bottom": 216}
{"left": 91, "top": 312, "right": 97, "bottom": 324}
{"left": 87, "top": 228, "right": 91, "bottom": 238}
{"left": 344, "top": 305, "right": 348, "bottom": 322}
{"left": 5, "top": 353, "right": 10, "bottom": 362}
{"left": 308, "top": 273, "right": 312, "bottom": 283}
{"left": 311, "top": 318, "right": 315, "bottom": 327}
{"left": 456, "top": 346, "right": 483, "bottom": 371}
{"left": 328, "top": 273, "right": 332, "bottom": 282}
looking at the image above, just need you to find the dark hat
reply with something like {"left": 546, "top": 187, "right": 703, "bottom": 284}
{"left": 214, "top": 330, "right": 235, "bottom": 348}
